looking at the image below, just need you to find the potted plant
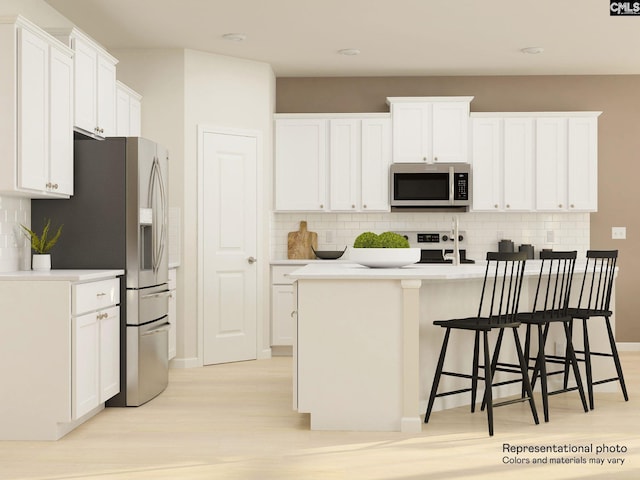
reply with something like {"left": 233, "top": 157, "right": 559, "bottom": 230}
{"left": 349, "top": 231, "right": 420, "bottom": 268}
{"left": 20, "top": 219, "right": 63, "bottom": 271}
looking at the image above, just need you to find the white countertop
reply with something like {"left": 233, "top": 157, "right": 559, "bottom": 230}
{"left": 289, "top": 260, "right": 594, "bottom": 280}
{"left": 0, "top": 269, "right": 125, "bottom": 282}
{"left": 271, "top": 259, "right": 350, "bottom": 266}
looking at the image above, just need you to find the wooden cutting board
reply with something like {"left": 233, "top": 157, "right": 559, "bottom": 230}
{"left": 287, "top": 221, "right": 318, "bottom": 259}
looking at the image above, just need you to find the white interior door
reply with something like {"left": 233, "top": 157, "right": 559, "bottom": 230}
{"left": 201, "top": 130, "right": 258, "bottom": 365}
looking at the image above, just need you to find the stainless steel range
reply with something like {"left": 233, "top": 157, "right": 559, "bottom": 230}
{"left": 395, "top": 231, "right": 475, "bottom": 264}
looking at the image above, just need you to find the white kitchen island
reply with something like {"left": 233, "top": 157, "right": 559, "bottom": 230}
{"left": 289, "top": 261, "right": 616, "bottom": 433}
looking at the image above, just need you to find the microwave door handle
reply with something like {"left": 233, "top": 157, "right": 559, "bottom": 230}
{"left": 449, "top": 166, "right": 454, "bottom": 204}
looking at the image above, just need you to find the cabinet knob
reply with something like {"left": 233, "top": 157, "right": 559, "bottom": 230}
{"left": 506, "top": 204, "right": 510, "bottom": 209}
{"left": 363, "top": 204, "right": 367, "bottom": 209}
{"left": 422, "top": 157, "right": 427, "bottom": 162}
{"left": 559, "top": 204, "right": 563, "bottom": 208}
{"left": 320, "top": 204, "right": 324, "bottom": 209}
{"left": 352, "top": 204, "right": 355, "bottom": 209}
{"left": 570, "top": 204, "right": 575, "bottom": 208}
{"left": 46, "top": 182, "right": 51, "bottom": 189}
{"left": 494, "top": 204, "right": 499, "bottom": 209}
{"left": 434, "top": 157, "right": 438, "bottom": 162}
{"left": 52, "top": 183, "right": 58, "bottom": 190}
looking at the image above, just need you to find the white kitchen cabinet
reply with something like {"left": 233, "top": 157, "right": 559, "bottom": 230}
{"left": 387, "top": 97, "right": 473, "bottom": 163}
{"left": 535, "top": 114, "right": 600, "bottom": 212}
{"left": 275, "top": 114, "right": 391, "bottom": 212}
{"left": 49, "top": 27, "right": 118, "bottom": 138}
{"left": 0, "top": 16, "right": 74, "bottom": 198}
{"left": 168, "top": 267, "right": 177, "bottom": 361}
{"left": 271, "top": 265, "right": 299, "bottom": 348}
{"left": 275, "top": 118, "right": 327, "bottom": 211}
{"left": 0, "top": 271, "right": 122, "bottom": 440}
{"left": 116, "top": 80, "right": 142, "bottom": 137}
{"left": 472, "top": 112, "right": 600, "bottom": 213}
{"left": 71, "top": 277, "right": 120, "bottom": 419}
{"left": 471, "top": 115, "right": 534, "bottom": 211}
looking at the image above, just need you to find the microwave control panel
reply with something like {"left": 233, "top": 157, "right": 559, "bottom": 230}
{"left": 454, "top": 173, "right": 469, "bottom": 200}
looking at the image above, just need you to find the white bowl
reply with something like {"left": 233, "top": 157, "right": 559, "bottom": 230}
{"left": 348, "top": 248, "right": 421, "bottom": 268}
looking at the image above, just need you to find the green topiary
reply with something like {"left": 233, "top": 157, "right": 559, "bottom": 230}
{"left": 353, "top": 232, "right": 378, "bottom": 248}
{"left": 373, "top": 231, "right": 410, "bottom": 248}
{"left": 353, "top": 231, "right": 409, "bottom": 248}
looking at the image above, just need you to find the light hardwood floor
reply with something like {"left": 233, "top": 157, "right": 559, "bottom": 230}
{"left": 1, "top": 352, "right": 638, "bottom": 480}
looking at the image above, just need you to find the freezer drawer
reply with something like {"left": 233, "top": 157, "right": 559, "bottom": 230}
{"left": 126, "top": 318, "right": 169, "bottom": 406}
{"left": 126, "top": 283, "right": 170, "bottom": 326}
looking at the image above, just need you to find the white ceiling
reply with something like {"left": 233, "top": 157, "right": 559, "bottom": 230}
{"left": 45, "top": 0, "right": 640, "bottom": 77}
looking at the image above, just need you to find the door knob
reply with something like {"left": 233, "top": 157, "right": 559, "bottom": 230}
{"left": 248, "top": 256, "right": 257, "bottom": 264}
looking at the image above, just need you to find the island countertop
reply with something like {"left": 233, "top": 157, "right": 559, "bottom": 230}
{"left": 288, "top": 260, "right": 592, "bottom": 280}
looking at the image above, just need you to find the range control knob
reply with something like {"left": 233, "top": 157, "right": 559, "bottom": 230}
{"left": 458, "top": 235, "right": 464, "bottom": 242}
{"left": 442, "top": 235, "right": 449, "bottom": 242}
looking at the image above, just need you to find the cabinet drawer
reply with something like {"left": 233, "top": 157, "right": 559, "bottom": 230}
{"left": 73, "top": 278, "right": 120, "bottom": 315}
{"left": 271, "top": 266, "right": 300, "bottom": 285}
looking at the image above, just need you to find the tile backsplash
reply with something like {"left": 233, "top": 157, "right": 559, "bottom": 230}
{"left": 271, "top": 211, "right": 590, "bottom": 262}
{"left": 0, "top": 196, "right": 30, "bottom": 272}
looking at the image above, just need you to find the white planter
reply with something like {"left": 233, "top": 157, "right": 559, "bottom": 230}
{"left": 348, "top": 248, "right": 421, "bottom": 268}
{"left": 32, "top": 254, "right": 51, "bottom": 271}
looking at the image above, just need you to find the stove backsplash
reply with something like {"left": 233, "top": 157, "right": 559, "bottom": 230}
{"left": 271, "top": 211, "right": 590, "bottom": 262}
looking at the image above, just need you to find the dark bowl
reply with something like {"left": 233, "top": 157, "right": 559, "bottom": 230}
{"left": 311, "top": 247, "right": 346, "bottom": 260}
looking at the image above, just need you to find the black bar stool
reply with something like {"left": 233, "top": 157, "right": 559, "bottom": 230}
{"left": 424, "top": 252, "right": 539, "bottom": 436}
{"left": 567, "top": 250, "right": 628, "bottom": 409}
{"left": 488, "top": 251, "right": 588, "bottom": 422}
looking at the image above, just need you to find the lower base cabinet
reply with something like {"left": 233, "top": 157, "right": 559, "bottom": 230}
{"left": 271, "top": 266, "right": 300, "bottom": 349}
{"left": 0, "top": 272, "right": 122, "bottom": 440}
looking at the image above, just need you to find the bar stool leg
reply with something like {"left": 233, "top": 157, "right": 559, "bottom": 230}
{"left": 482, "top": 331, "right": 494, "bottom": 436}
{"left": 605, "top": 316, "right": 629, "bottom": 402}
{"left": 536, "top": 324, "right": 549, "bottom": 423}
{"left": 425, "top": 328, "right": 451, "bottom": 423}
{"left": 582, "top": 319, "right": 594, "bottom": 410}
{"left": 563, "top": 321, "right": 589, "bottom": 413}
{"left": 513, "top": 328, "right": 539, "bottom": 425}
{"left": 471, "top": 330, "right": 480, "bottom": 412}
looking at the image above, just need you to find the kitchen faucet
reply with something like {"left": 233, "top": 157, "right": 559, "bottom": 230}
{"left": 443, "top": 216, "right": 460, "bottom": 265}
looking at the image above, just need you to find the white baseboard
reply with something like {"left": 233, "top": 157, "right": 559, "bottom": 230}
{"left": 169, "top": 357, "right": 200, "bottom": 369}
{"left": 617, "top": 342, "right": 640, "bottom": 351}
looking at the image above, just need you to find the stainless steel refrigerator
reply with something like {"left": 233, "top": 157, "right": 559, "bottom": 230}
{"left": 32, "top": 136, "right": 170, "bottom": 406}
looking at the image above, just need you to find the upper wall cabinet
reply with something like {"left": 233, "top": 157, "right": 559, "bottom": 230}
{"left": 471, "top": 116, "right": 534, "bottom": 211}
{"left": 471, "top": 112, "right": 601, "bottom": 213}
{"left": 0, "top": 16, "right": 74, "bottom": 198}
{"left": 387, "top": 97, "right": 473, "bottom": 164}
{"left": 48, "top": 27, "right": 118, "bottom": 139}
{"left": 116, "top": 81, "right": 142, "bottom": 137}
{"left": 274, "top": 114, "right": 392, "bottom": 212}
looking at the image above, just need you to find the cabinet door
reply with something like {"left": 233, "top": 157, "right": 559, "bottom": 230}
{"left": 503, "top": 118, "right": 534, "bottom": 210}
{"left": 275, "top": 119, "right": 327, "bottom": 211}
{"left": 17, "top": 27, "right": 48, "bottom": 193}
{"left": 99, "top": 306, "right": 120, "bottom": 402}
{"left": 272, "top": 285, "right": 295, "bottom": 346}
{"left": 329, "top": 119, "right": 359, "bottom": 211}
{"left": 431, "top": 101, "right": 470, "bottom": 163}
{"left": 535, "top": 118, "right": 567, "bottom": 211}
{"left": 49, "top": 46, "right": 74, "bottom": 196}
{"left": 361, "top": 117, "right": 391, "bottom": 211}
{"left": 72, "top": 312, "right": 100, "bottom": 419}
{"left": 97, "top": 55, "right": 116, "bottom": 136}
{"left": 115, "top": 86, "right": 130, "bottom": 136}
{"left": 73, "top": 37, "right": 98, "bottom": 133}
{"left": 391, "top": 103, "right": 428, "bottom": 162}
{"left": 471, "top": 117, "right": 502, "bottom": 211}
{"left": 567, "top": 117, "right": 598, "bottom": 211}
{"left": 129, "top": 96, "right": 142, "bottom": 137}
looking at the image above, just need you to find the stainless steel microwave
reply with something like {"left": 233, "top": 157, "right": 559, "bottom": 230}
{"left": 390, "top": 163, "right": 472, "bottom": 210}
